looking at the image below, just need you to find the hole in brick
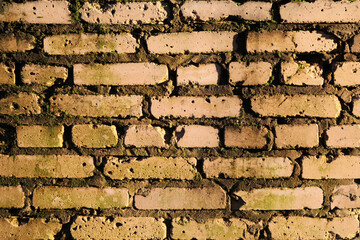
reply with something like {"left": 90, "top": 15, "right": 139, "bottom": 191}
{"left": 116, "top": 222, "right": 123, "bottom": 227}
{"left": 11, "top": 103, "right": 20, "bottom": 110}
{"left": 129, "top": 168, "right": 134, "bottom": 173}
{"left": 107, "top": 171, "right": 113, "bottom": 175}
{"left": 111, "top": 9, "right": 116, "bottom": 16}
{"left": 82, "top": 163, "right": 87, "bottom": 167}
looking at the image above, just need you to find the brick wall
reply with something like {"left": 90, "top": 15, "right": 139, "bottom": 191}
{"left": 0, "top": 0, "right": 360, "bottom": 239}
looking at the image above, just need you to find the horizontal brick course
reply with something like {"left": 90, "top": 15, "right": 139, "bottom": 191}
{"left": 326, "top": 125, "right": 360, "bottom": 148}
{"left": 224, "top": 126, "right": 268, "bottom": 149}
{"left": 275, "top": 124, "right": 319, "bottom": 149}
{"left": 229, "top": 62, "right": 272, "bottom": 85}
{"left": 281, "top": 61, "right": 324, "bottom": 85}
{"left": 0, "top": 63, "right": 15, "bottom": 85}
{"left": 0, "top": 93, "right": 41, "bottom": 116}
{"left": 175, "top": 125, "right": 219, "bottom": 148}
{"left": 72, "top": 125, "right": 118, "bottom": 148}
{"left": 17, "top": 125, "right": 64, "bottom": 148}
{"left": 331, "top": 184, "right": 360, "bottom": 209}
{"left": 333, "top": 62, "right": 360, "bottom": 86}
{"left": 0, "top": 34, "right": 35, "bottom": 52}
{"left": 124, "top": 125, "right": 166, "bottom": 148}
{"left": 0, "top": 186, "right": 25, "bottom": 208}
{"left": 21, "top": 64, "right": 68, "bottom": 86}
{"left": 177, "top": 64, "right": 220, "bottom": 85}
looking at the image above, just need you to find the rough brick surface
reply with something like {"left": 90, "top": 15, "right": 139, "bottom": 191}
{"left": 71, "top": 216, "right": 166, "bottom": 239}
{"left": 104, "top": 156, "right": 196, "bottom": 180}
{"left": 22, "top": 64, "right": 68, "bottom": 86}
{"left": 303, "top": 155, "right": 360, "bottom": 179}
{"left": 275, "top": 124, "right": 319, "bottom": 149}
{"left": 331, "top": 184, "right": 360, "bottom": 209}
{"left": 74, "top": 63, "right": 167, "bottom": 85}
{"left": 0, "top": 218, "right": 62, "bottom": 240}
{"left": 326, "top": 125, "right": 360, "bottom": 148}
{"left": 44, "top": 33, "right": 137, "bottom": 55}
{"left": 151, "top": 96, "right": 242, "bottom": 118}
{"left": 351, "top": 34, "right": 360, "bottom": 53}
{"left": 0, "top": 93, "right": 41, "bottom": 116}
{"left": 79, "top": 1, "right": 168, "bottom": 24}
{"left": 269, "top": 216, "right": 359, "bottom": 240}
{"left": 147, "top": 31, "right": 238, "bottom": 54}
{"left": 0, "top": 34, "right": 35, "bottom": 52}
{"left": 281, "top": 61, "right": 324, "bottom": 85}
{"left": 177, "top": 64, "right": 220, "bottom": 85}
{"left": 0, "top": 186, "right": 24, "bottom": 208}
{"left": 134, "top": 186, "right": 226, "bottom": 209}
{"left": 50, "top": 94, "right": 142, "bottom": 117}
{"left": 17, "top": 125, "right": 64, "bottom": 148}
{"left": 247, "top": 31, "right": 337, "bottom": 53}
{"left": 124, "top": 125, "right": 166, "bottom": 147}
{"left": 72, "top": 125, "right": 118, "bottom": 148}
{"left": 203, "top": 157, "right": 293, "bottom": 178}
{"left": 251, "top": 95, "right": 341, "bottom": 118}
{"left": 175, "top": 125, "right": 219, "bottom": 148}
{"left": 229, "top": 62, "right": 272, "bottom": 85}
{"left": 234, "top": 187, "right": 323, "bottom": 210}
{"left": 33, "top": 187, "right": 129, "bottom": 209}
{"left": 333, "top": 62, "right": 360, "bottom": 86}
{"left": 0, "top": 1, "right": 71, "bottom": 24}
{"left": 181, "top": 1, "right": 271, "bottom": 21}
{"left": 224, "top": 126, "right": 268, "bottom": 149}
{"left": 353, "top": 99, "right": 360, "bottom": 117}
{"left": 0, "top": 155, "right": 94, "bottom": 178}
{"left": 0, "top": 63, "right": 15, "bottom": 85}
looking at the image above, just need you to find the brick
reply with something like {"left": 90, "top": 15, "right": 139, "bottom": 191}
{"left": 0, "top": 63, "right": 15, "bottom": 85}
{"left": 247, "top": 31, "right": 337, "bottom": 53}
{"left": 172, "top": 217, "right": 259, "bottom": 240}
{"left": 269, "top": 216, "right": 359, "bottom": 240}
{"left": 44, "top": 33, "right": 137, "bottom": 55}
{"left": 0, "top": 1, "right": 71, "bottom": 24}
{"left": 21, "top": 64, "right": 68, "bottom": 86}
{"left": 0, "top": 155, "right": 94, "bottom": 178}
{"left": 175, "top": 125, "right": 219, "bottom": 148}
{"left": 224, "top": 126, "right": 268, "bottom": 149}
{"left": 72, "top": 125, "right": 118, "bottom": 148}
{"left": 229, "top": 62, "right": 272, "bottom": 85}
{"left": 303, "top": 155, "right": 360, "bottom": 179}
{"left": 0, "top": 93, "right": 41, "bottom": 116}
{"left": 251, "top": 94, "right": 341, "bottom": 118}
{"left": 333, "top": 62, "right": 360, "bottom": 86}
{"left": 181, "top": 1, "right": 271, "bottom": 21}
{"left": 134, "top": 186, "right": 226, "bottom": 210}
{"left": 151, "top": 96, "right": 242, "bottom": 118}
{"left": 275, "top": 124, "right": 319, "bottom": 149}
{"left": 33, "top": 186, "right": 129, "bottom": 209}
{"left": 326, "top": 125, "right": 360, "bottom": 148}
{"left": 280, "top": 1, "right": 360, "bottom": 23}
{"left": 331, "top": 184, "right": 360, "bottom": 209}
{"left": 147, "top": 31, "right": 237, "bottom": 54}
{"left": 74, "top": 63, "right": 167, "bottom": 85}
{"left": 281, "top": 61, "right": 324, "bottom": 85}
{"left": 0, "top": 34, "right": 35, "bottom": 52}
{"left": 104, "top": 156, "right": 197, "bottom": 180}
{"left": 204, "top": 157, "right": 293, "bottom": 178}
{"left": 50, "top": 94, "right": 142, "bottom": 117}
{"left": 79, "top": 1, "right": 168, "bottom": 24}
{"left": 233, "top": 187, "right": 323, "bottom": 210}
{"left": 351, "top": 34, "right": 360, "bottom": 53}
{"left": 0, "top": 186, "right": 24, "bottom": 208}
{"left": 124, "top": 125, "right": 166, "bottom": 147}
{"left": 177, "top": 64, "right": 220, "bottom": 85}
{"left": 0, "top": 218, "right": 62, "bottom": 240}
{"left": 353, "top": 99, "right": 360, "bottom": 117}
{"left": 17, "top": 125, "right": 64, "bottom": 148}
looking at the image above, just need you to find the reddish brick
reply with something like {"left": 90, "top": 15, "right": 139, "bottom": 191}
{"left": 326, "top": 125, "right": 360, "bottom": 148}
{"left": 225, "top": 126, "right": 268, "bottom": 149}
{"left": 72, "top": 125, "right": 118, "bottom": 148}
{"left": 331, "top": 184, "right": 360, "bottom": 209}
{"left": 0, "top": 186, "right": 24, "bottom": 208}
{"left": 177, "top": 64, "right": 220, "bottom": 85}
{"left": 175, "top": 125, "right": 219, "bottom": 148}
{"left": 21, "top": 65, "right": 68, "bottom": 86}
{"left": 333, "top": 62, "right": 360, "bottom": 86}
{"left": 124, "top": 125, "right": 166, "bottom": 148}
{"left": 275, "top": 124, "right": 319, "bottom": 149}
{"left": 0, "top": 63, "right": 15, "bottom": 85}
{"left": 229, "top": 62, "right": 272, "bottom": 86}
{"left": 17, "top": 125, "right": 64, "bottom": 148}
{"left": 281, "top": 61, "right": 324, "bottom": 85}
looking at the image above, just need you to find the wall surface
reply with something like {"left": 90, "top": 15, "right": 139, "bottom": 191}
{"left": 0, "top": 0, "right": 360, "bottom": 239}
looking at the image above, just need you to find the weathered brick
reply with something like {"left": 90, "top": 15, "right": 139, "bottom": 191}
{"left": 269, "top": 216, "right": 359, "bottom": 240}
{"left": 74, "top": 63, "right": 167, "bottom": 85}
{"left": 229, "top": 62, "right": 272, "bottom": 85}
{"left": 0, "top": 1, "right": 71, "bottom": 24}
{"left": 0, "top": 93, "right": 41, "bottom": 116}
{"left": 0, "top": 63, "right": 15, "bottom": 85}
{"left": 225, "top": 126, "right": 268, "bottom": 149}
{"left": 44, "top": 33, "right": 137, "bottom": 55}
{"left": 251, "top": 94, "right": 341, "bottom": 118}
{"left": 280, "top": 1, "right": 360, "bottom": 23}
{"left": 50, "top": 94, "right": 142, "bottom": 117}
{"left": 147, "top": 31, "right": 238, "bottom": 54}
{"left": 0, "top": 34, "right": 35, "bottom": 52}
{"left": 247, "top": 31, "right": 337, "bottom": 53}
{"left": 275, "top": 124, "right": 319, "bottom": 149}
{"left": 333, "top": 62, "right": 360, "bottom": 86}
{"left": 172, "top": 217, "right": 259, "bottom": 240}
{"left": 104, "top": 156, "right": 197, "bottom": 180}
{"left": 233, "top": 187, "right": 323, "bottom": 210}
{"left": 0, "top": 218, "right": 62, "bottom": 240}
{"left": 33, "top": 186, "right": 129, "bottom": 209}
{"left": 175, "top": 125, "right": 219, "bottom": 148}
{"left": 17, "top": 125, "right": 64, "bottom": 148}
{"left": 124, "top": 125, "right": 166, "bottom": 147}
{"left": 71, "top": 216, "right": 166, "bottom": 239}
{"left": 0, "top": 155, "right": 94, "bottom": 178}
{"left": 353, "top": 98, "right": 360, "bottom": 117}
{"left": 79, "top": 1, "right": 168, "bottom": 24}
{"left": 0, "top": 186, "right": 24, "bottom": 208}
{"left": 151, "top": 96, "right": 242, "bottom": 118}
{"left": 181, "top": 1, "right": 271, "bottom": 21}
{"left": 351, "top": 34, "right": 360, "bottom": 53}
{"left": 21, "top": 64, "right": 68, "bottom": 86}
{"left": 303, "top": 155, "right": 360, "bottom": 179}
{"left": 72, "top": 125, "right": 118, "bottom": 148}
{"left": 177, "top": 64, "right": 220, "bottom": 85}
{"left": 134, "top": 186, "right": 226, "bottom": 210}
{"left": 281, "top": 61, "right": 324, "bottom": 85}
{"left": 326, "top": 125, "right": 360, "bottom": 148}
{"left": 331, "top": 184, "right": 360, "bottom": 209}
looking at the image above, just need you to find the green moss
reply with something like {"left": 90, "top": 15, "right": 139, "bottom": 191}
{"left": 247, "top": 193, "right": 296, "bottom": 210}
